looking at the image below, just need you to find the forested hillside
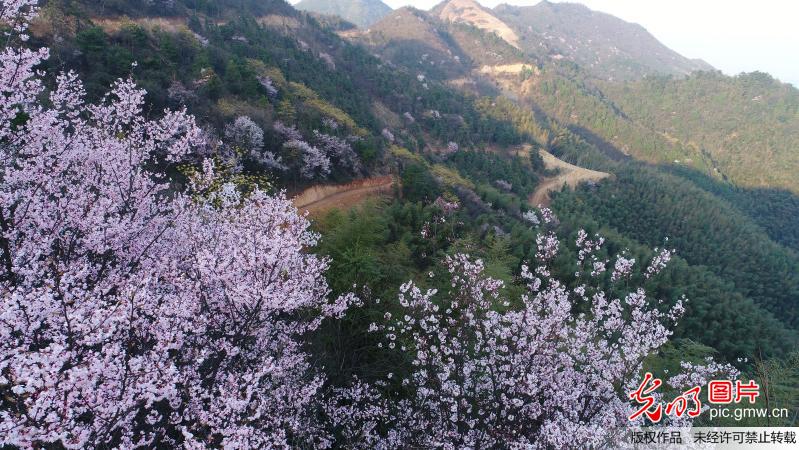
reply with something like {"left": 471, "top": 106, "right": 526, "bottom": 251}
{"left": 35, "top": 0, "right": 797, "bottom": 386}
{"left": 54, "top": 0, "right": 296, "bottom": 18}
{"left": 554, "top": 166, "right": 799, "bottom": 328}
{"left": 601, "top": 72, "right": 799, "bottom": 192}
{"left": 2, "top": 0, "right": 798, "bottom": 447}
{"left": 666, "top": 166, "right": 799, "bottom": 252}
{"left": 40, "top": 0, "right": 799, "bottom": 369}
{"left": 359, "top": 1, "right": 799, "bottom": 196}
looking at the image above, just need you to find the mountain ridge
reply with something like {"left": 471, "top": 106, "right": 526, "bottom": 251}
{"left": 492, "top": 1, "right": 714, "bottom": 80}
{"left": 433, "top": 0, "right": 521, "bottom": 49}
{"left": 295, "top": 0, "right": 392, "bottom": 29}
{"left": 352, "top": 0, "right": 799, "bottom": 194}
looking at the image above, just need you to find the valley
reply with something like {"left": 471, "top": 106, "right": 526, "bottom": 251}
{"left": 2, "top": 0, "right": 798, "bottom": 447}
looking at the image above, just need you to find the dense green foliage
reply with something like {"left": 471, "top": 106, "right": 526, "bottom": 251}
{"left": 33, "top": 0, "right": 799, "bottom": 406}
{"left": 522, "top": 67, "right": 698, "bottom": 164}
{"left": 554, "top": 166, "right": 799, "bottom": 331}
{"left": 40, "top": 0, "right": 525, "bottom": 172}
{"left": 49, "top": 0, "right": 295, "bottom": 18}
{"left": 667, "top": 166, "right": 799, "bottom": 253}
{"left": 448, "top": 149, "right": 541, "bottom": 198}
{"left": 601, "top": 72, "right": 799, "bottom": 193}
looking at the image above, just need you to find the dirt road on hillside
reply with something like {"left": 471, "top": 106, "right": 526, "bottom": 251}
{"left": 293, "top": 175, "right": 396, "bottom": 216}
{"left": 529, "top": 150, "right": 611, "bottom": 206}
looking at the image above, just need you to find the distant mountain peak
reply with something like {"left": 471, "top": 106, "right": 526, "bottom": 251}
{"left": 433, "top": 0, "right": 521, "bottom": 49}
{"left": 436, "top": 0, "right": 483, "bottom": 8}
{"left": 295, "top": 0, "right": 392, "bottom": 29}
{"left": 492, "top": 2, "right": 714, "bottom": 80}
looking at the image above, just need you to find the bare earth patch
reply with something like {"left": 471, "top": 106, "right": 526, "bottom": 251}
{"left": 529, "top": 150, "right": 611, "bottom": 206}
{"left": 92, "top": 17, "right": 187, "bottom": 34}
{"left": 293, "top": 175, "right": 397, "bottom": 216}
{"left": 436, "top": 0, "right": 521, "bottom": 49}
{"left": 256, "top": 15, "right": 302, "bottom": 30}
{"left": 478, "top": 64, "right": 537, "bottom": 76}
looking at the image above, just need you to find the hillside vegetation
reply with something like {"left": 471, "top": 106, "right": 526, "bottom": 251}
{"left": 5, "top": 0, "right": 798, "bottom": 446}
{"left": 601, "top": 72, "right": 799, "bottom": 192}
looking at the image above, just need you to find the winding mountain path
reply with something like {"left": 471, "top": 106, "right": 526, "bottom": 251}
{"left": 529, "top": 150, "right": 611, "bottom": 206}
{"left": 293, "top": 175, "right": 397, "bottom": 216}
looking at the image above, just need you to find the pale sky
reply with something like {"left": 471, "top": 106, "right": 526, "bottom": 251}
{"left": 294, "top": 0, "right": 799, "bottom": 87}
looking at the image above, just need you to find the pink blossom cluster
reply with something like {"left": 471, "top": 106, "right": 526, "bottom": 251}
{"left": 332, "top": 228, "right": 734, "bottom": 448}
{"left": 495, "top": 179, "right": 513, "bottom": 191}
{"left": 536, "top": 231, "right": 560, "bottom": 261}
{"left": 273, "top": 121, "right": 362, "bottom": 179}
{"left": 575, "top": 229, "right": 608, "bottom": 277}
{"left": 0, "top": 3, "right": 737, "bottom": 447}
{"left": 312, "top": 130, "right": 361, "bottom": 173}
{"left": 225, "top": 115, "right": 264, "bottom": 152}
{"left": 612, "top": 255, "right": 636, "bottom": 282}
{"left": 538, "top": 206, "right": 557, "bottom": 225}
{"left": 272, "top": 120, "right": 303, "bottom": 141}
{"left": 522, "top": 210, "right": 540, "bottom": 225}
{"left": 321, "top": 117, "right": 339, "bottom": 130}
{"left": 0, "top": 3, "right": 354, "bottom": 447}
{"left": 224, "top": 116, "right": 285, "bottom": 171}
{"left": 646, "top": 247, "right": 675, "bottom": 279}
{"left": 273, "top": 121, "right": 331, "bottom": 178}
{"left": 257, "top": 75, "right": 278, "bottom": 98}
{"left": 442, "top": 141, "right": 459, "bottom": 155}
{"left": 433, "top": 196, "right": 460, "bottom": 215}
